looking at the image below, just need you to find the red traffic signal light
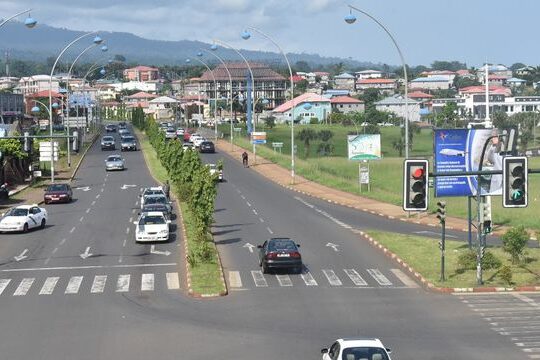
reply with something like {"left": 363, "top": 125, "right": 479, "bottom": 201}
{"left": 403, "top": 159, "right": 429, "bottom": 211}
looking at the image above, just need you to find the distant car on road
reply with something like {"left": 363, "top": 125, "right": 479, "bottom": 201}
{"left": 141, "top": 186, "right": 167, "bottom": 199}
{"left": 101, "top": 135, "right": 116, "bottom": 150}
{"left": 176, "top": 128, "right": 185, "bottom": 137}
{"left": 105, "top": 124, "right": 117, "bottom": 132}
{"left": 44, "top": 183, "right": 73, "bottom": 204}
{"left": 321, "top": 338, "right": 392, "bottom": 360}
{"left": 199, "top": 141, "right": 215, "bottom": 153}
{"left": 118, "top": 122, "right": 127, "bottom": 130}
{"left": 258, "top": 237, "right": 302, "bottom": 274}
{"left": 206, "top": 163, "right": 223, "bottom": 182}
{"left": 182, "top": 142, "right": 194, "bottom": 151}
{"left": 0, "top": 204, "right": 48, "bottom": 233}
{"left": 120, "top": 135, "right": 137, "bottom": 151}
{"left": 118, "top": 128, "right": 131, "bottom": 137}
{"left": 104, "top": 155, "right": 125, "bottom": 171}
{"left": 165, "top": 127, "right": 177, "bottom": 140}
{"left": 133, "top": 211, "right": 170, "bottom": 243}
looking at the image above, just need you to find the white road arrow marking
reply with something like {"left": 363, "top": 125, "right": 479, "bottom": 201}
{"left": 75, "top": 186, "right": 90, "bottom": 192}
{"left": 150, "top": 245, "right": 171, "bottom": 256}
{"left": 326, "top": 242, "right": 339, "bottom": 252}
{"left": 79, "top": 246, "right": 93, "bottom": 259}
{"left": 243, "top": 243, "right": 256, "bottom": 253}
{"left": 121, "top": 184, "right": 137, "bottom": 190}
{"left": 14, "top": 249, "right": 29, "bottom": 262}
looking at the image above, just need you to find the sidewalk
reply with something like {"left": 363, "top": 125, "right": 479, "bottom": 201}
{"left": 215, "top": 139, "right": 511, "bottom": 238}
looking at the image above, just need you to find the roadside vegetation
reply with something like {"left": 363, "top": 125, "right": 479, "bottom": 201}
{"left": 132, "top": 107, "right": 225, "bottom": 295}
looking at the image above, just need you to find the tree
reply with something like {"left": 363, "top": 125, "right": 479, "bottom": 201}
{"left": 502, "top": 226, "right": 529, "bottom": 264}
{"left": 360, "top": 88, "right": 381, "bottom": 110}
{"left": 454, "top": 76, "right": 480, "bottom": 89}
{"left": 492, "top": 111, "right": 509, "bottom": 129}
{"left": 294, "top": 79, "right": 309, "bottom": 96}
{"left": 434, "top": 102, "right": 459, "bottom": 128}
{"left": 510, "top": 63, "right": 526, "bottom": 72}
{"left": 431, "top": 60, "right": 467, "bottom": 72}
{"left": 262, "top": 115, "right": 276, "bottom": 129}
{"left": 0, "top": 138, "right": 28, "bottom": 182}
{"left": 296, "top": 128, "right": 318, "bottom": 158}
{"left": 114, "top": 54, "right": 126, "bottom": 63}
{"left": 318, "top": 129, "right": 334, "bottom": 142}
{"left": 392, "top": 138, "right": 405, "bottom": 157}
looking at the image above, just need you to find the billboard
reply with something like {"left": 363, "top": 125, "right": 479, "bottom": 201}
{"left": 347, "top": 134, "right": 381, "bottom": 161}
{"left": 434, "top": 128, "right": 503, "bottom": 197}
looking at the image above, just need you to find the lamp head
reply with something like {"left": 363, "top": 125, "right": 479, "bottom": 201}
{"left": 261, "top": 98, "right": 269, "bottom": 105}
{"left": 344, "top": 10, "right": 357, "bottom": 24}
{"left": 52, "top": 102, "right": 59, "bottom": 109}
{"left": 100, "top": 68, "right": 106, "bottom": 75}
{"left": 24, "top": 15, "right": 37, "bottom": 28}
{"left": 197, "top": 52, "right": 203, "bottom": 57}
{"left": 210, "top": 44, "right": 218, "bottom": 51}
{"left": 31, "top": 106, "right": 40, "bottom": 113}
{"left": 241, "top": 30, "right": 251, "bottom": 40}
{"left": 101, "top": 45, "right": 108, "bottom": 52}
{"left": 185, "top": 58, "right": 191, "bottom": 64}
{"left": 93, "top": 35, "right": 103, "bottom": 44}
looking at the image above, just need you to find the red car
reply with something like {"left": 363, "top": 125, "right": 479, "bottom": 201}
{"left": 44, "top": 183, "right": 73, "bottom": 204}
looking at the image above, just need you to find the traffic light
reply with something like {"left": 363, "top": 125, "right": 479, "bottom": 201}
{"left": 482, "top": 196, "right": 492, "bottom": 235}
{"left": 503, "top": 156, "right": 528, "bottom": 208}
{"left": 403, "top": 159, "right": 429, "bottom": 211}
{"left": 436, "top": 201, "right": 446, "bottom": 223}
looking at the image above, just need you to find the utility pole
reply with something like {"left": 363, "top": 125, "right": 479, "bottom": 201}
{"left": 436, "top": 201, "right": 447, "bottom": 282}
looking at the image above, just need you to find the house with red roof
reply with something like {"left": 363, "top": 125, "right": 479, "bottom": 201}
{"left": 124, "top": 91, "right": 158, "bottom": 109}
{"left": 330, "top": 96, "right": 364, "bottom": 114}
{"left": 356, "top": 78, "right": 397, "bottom": 94}
{"left": 24, "top": 90, "right": 65, "bottom": 114}
{"left": 272, "top": 92, "right": 331, "bottom": 124}
{"left": 123, "top": 65, "right": 159, "bottom": 82}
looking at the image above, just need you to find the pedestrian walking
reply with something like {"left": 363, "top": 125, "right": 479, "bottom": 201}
{"left": 242, "top": 151, "right": 249, "bottom": 168}
{"left": 163, "top": 180, "right": 170, "bottom": 199}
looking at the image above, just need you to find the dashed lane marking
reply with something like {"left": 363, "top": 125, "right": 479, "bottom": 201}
{"left": 266, "top": 227, "right": 273, "bottom": 234}
{"left": 301, "top": 272, "right": 318, "bottom": 286}
{"left": 65, "top": 276, "right": 83, "bottom": 294}
{"left": 141, "top": 273, "right": 154, "bottom": 291}
{"left": 0, "top": 279, "right": 11, "bottom": 294}
{"left": 70, "top": 227, "right": 76, "bottom": 233}
{"left": 91, "top": 275, "right": 107, "bottom": 293}
{"left": 322, "top": 269, "right": 342, "bottom": 286}
{"left": 275, "top": 274, "right": 293, "bottom": 287}
{"left": 14, "top": 278, "right": 34, "bottom": 296}
{"left": 229, "top": 271, "right": 242, "bottom": 288}
{"left": 344, "top": 269, "right": 368, "bottom": 286}
{"left": 116, "top": 275, "right": 130, "bottom": 292}
{"left": 39, "top": 277, "right": 59, "bottom": 295}
{"left": 86, "top": 208, "right": 90, "bottom": 214}
{"left": 367, "top": 269, "right": 392, "bottom": 286}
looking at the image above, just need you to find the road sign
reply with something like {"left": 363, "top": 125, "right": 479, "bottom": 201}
{"left": 272, "top": 142, "right": 283, "bottom": 148}
{"left": 39, "top": 141, "right": 59, "bottom": 162}
{"left": 233, "top": 127, "right": 242, "bottom": 132}
{"left": 251, "top": 131, "right": 267, "bottom": 144}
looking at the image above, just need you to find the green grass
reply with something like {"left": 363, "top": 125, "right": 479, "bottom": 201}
{"left": 368, "top": 230, "right": 540, "bottom": 288}
{"left": 223, "top": 124, "right": 540, "bottom": 230}
{"left": 135, "top": 128, "right": 225, "bottom": 296}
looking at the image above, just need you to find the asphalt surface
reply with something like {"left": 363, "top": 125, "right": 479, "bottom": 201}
{"left": 0, "top": 124, "right": 534, "bottom": 360}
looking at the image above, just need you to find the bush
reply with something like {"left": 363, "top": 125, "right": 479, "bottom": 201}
{"left": 482, "top": 251, "right": 502, "bottom": 270}
{"left": 502, "top": 225, "right": 529, "bottom": 264}
{"left": 193, "top": 241, "right": 215, "bottom": 263}
{"left": 309, "top": 117, "right": 319, "bottom": 124}
{"left": 457, "top": 249, "right": 501, "bottom": 271}
{"left": 498, "top": 265, "right": 513, "bottom": 285}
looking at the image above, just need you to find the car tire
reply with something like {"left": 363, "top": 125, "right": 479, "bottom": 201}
{"left": 40, "top": 219, "right": 46, "bottom": 229}
{"left": 23, "top": 223, "right": 28, "bottom": 233}
{"left": 44, "top": 200, "right": 49, "bottom": 205}
{"left": 262, "top": 262, "right": 269, "bottom": 274}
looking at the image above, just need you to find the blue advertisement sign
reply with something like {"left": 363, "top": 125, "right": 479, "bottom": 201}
{"left": 434, "top": 128, "right": 503, "bottom": 197}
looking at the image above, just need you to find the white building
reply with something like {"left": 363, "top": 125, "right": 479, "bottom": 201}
{"left": 409, "top": 76, "right": 452, "bottom": 90}
{"left": 333, "top": 73, "right": 356, "bottom": 92}
{"left": 16, "top": 75, "right": 60, "bottom": 96}
{"left": 375, "top": 94, "right": 421, "bottom": 122}
{"left": 355, "top": 70, "right": 383, "bottom": 80}
{"left": 0, "top": 77, "right": 19, "bottom": 90}
{"left": 356, "top": 78, "right": 397, "bottom": 94}
{"left": 110, "top": 81, "right": 161, "bottom": 93}
{"left": 148, "top": 96, "right": 179, "bottom": 120}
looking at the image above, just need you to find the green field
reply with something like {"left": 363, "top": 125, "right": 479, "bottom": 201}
{"left": 220, "top": 124, "right": 540, "bottom": 231}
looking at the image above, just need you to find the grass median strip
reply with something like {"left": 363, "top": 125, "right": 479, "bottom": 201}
{"left": 367, "top": 230, "right": 540, "bottom": 288}
{"left": 136, "top": 129, "right": 225, "bottom": 296}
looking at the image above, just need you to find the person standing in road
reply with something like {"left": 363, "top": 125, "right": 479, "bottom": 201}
{"left": 163, "top": 180, "right": 170, "bottom": 199}
{"left": 242, "top": 151, "right": 249, "bottom": 168}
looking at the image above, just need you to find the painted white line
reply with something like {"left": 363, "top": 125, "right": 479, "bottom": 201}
{"left": 301, "top": 272, "right": 318, "bottom": 286}
{"left": 101, "top": 188, "right": 104, "bottom": 193}
{"left": 13, "top": 278, "right": 34, "bottom": 296}
{"left": 166, "top": 272, "right": 180, "bottom": 290}
{"left": 390, "top": 268, "right": 420, "bottom": 288}
{"left": 59, "top": 238, "right": 66, "bottom": 245}
{"left": 267, "top": 227, "right": 273, "bottom": 234}
{"left": 251, "top": 270, "right": 268, "bottom": 287}
{"left": 65, "top": 276, "right": 83, "bottom": 294}
{"left": 116, "top": 275, "right": 130, "bottom": 292}
{"left": 86, "top": 208, "right": 90, "bottom": 214}
{"left": 96, "top": 194, "right": 100, "bottom": 199}
{"left": 322, "top": 269, "right": 342, "bottom": 286}
{"left": 39, "top": 277, "right": 59, "bottom": 295}
{"left": 126, "top": 227, "right": 130, "bottom": 234}
{"left": 135, "top": 200, "right": 138, "bottom": 206}
{"left": 344, "top": 269, "right": 368, "bottom": 286}
{"left": 241, "top": 195, "right": 246, "bottom": 200}
{"left": 91, "top": 275, "right": 107, "bottom": 293}
{"left": 2, "top": 263, "right": 177, "bottom": 272}
{"left": 122, "top": 239, "right": 127, "bottom": 247}
{"left": 236, "top": 189, "right": 241, "bottom": 194}
{"left": 118, "top": 255, "right": 123, "bottom": 263}
{"left": 367, "top": 269, "right": 392, "bottom": 286}
{"left": 51, "top": 247, "right": 58, "bottom": 254}
{"left": 79, "top": 216, "right": 84, "bottom": 222}
{"left": 129, "top": 217, "right": 133, "bottom": 223}
{"left": 259, "top": 218, "right": 264, "bottom": 223}
{"left": 44, "top": 257, "right": 51, "bottom": 265}
{"left": 252, "top": 209, "right": 258, "bottom": 215}
{"left": 132, "top": 208, "right": 136, "bottom": 214}
{"left": 70, "top": 227, "right": 76, "bottom": 233}
{"left": 246, "top": 201, "right": 252, "bottom": 207}
{"left": 91, "top": 201, "right": 96, "bottom": 206}
{"left": 141, "top": 273, "right": 154, "bottom": 291}
{"left": 276, "top": 274, "right": 293, "bottom": 287}
{"left": 0, "top": 279, "right": 11, "bottom": 295}
{"left": 228, "top": 271, "right": 243, "bottom": 288}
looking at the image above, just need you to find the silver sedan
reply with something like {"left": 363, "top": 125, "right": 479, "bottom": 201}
{"left": 105, "top": 155, "right": 125, "bottom": 171}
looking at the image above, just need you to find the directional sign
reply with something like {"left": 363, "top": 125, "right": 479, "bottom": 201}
{"left": 14, "top": 249, "right": 29, "bottom": 262}
{"left": 251, "top": 131, "right": 267, "bottom": 145}
{"left": 79, "top": 246, "right": 93, "bottom": 259}
{"left": 150, "top": 245, "right": 171, "bottom": 256}
{"left": 243, "top": 243, "right": 256, "bottom": 253}
{"left": 39, "top": 141, "right": 59, "bottom": 162}
{"left": 326, "top": 242, "right": 339, "bottom": 252}
{"left": 121, "top": 184, "right": 137, "bottom": 190}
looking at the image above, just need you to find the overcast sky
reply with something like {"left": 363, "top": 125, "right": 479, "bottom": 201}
{"left": 3, "top": 0, "right": 540, "bottom": 67}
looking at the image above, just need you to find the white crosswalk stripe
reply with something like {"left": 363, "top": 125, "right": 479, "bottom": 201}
{"left": 0, "top": 279, "right": 11, "bottom": 295}
{"left": 228, "top": 271, "right": 242, "bottom": 288}
{"left": 39, "top": 277, "right": 59, "bottom": 295}
{"left": 300, "top": 272, "right": 318, "bottom": 286}
{"left": 116, "top": 275, "right": 130, "bottom": 292}
{"left": 166, "top": 272, "right": 180, "bottom": 290}
{"left": 275, "top": 274, "right": 293, "bottom": 287}
{"left": 344, "top": 269, "right": 367, "bottom": 286}
{"left": 14, "top": 278, "right": 34, "bottom": 296}
{"left": 141, "top": 273, "right": 154, "bottom": 291}
{"left": 91, "top": 275, "right": 107, "bottom": 293}
{"left": 65, "top": 276, "right": 83, "bottom": 294}
{"left": 322, "top": 269, "right": 342, "bottom": 286}
{"left": 251, "top": 270, "right": 268, "bottom": 287}
{"left": 367, "top": 268, "right": 392, "bottom": 286}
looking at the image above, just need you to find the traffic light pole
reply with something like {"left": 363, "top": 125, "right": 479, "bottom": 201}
{"left": 437, "top": 201, "right": 446, "bottom": 282}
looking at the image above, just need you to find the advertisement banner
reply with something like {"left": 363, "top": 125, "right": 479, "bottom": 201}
{"left": 434, "top": 128, "right": 503, "bottom": 197}
{"left": 347, "top": 134, "right": 381, "bottom": 161}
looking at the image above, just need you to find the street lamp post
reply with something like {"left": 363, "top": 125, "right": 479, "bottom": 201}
{"left": 242, "top": 27, "right": 296, "bottom": 182}
{"left": 344, "top": 5, "right": 410, "bottom": 158}
{"left": 48, "top": 32, "right": 102, "bottom": 182}
{"left": 0, "top": 9, "right": 37, "bottom": 29}
{"left": 31, "top": 100, "right": 59, "bottom": 174}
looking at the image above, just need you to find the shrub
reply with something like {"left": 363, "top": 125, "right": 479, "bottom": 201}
{"left": 482, "top": 251, "right": 502, "bottom": 270}
{"left": 498, "top": 265, "right": 513, "bottom": 285}
{"left": 194, "top": 241, "right": 215, "bottom": 263}
{"left": 457, "top": 250, "right": 476, "bottom": 271}
{"left": 502, "top": 225, "right": 529, "bottom": 264}
{"left": 309, "top": 117, "right": 319, "bottom": 124}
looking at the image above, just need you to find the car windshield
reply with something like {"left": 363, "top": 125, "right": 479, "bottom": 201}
{"left": 140, "top": 216, "right": 165, "bottom": 225}
{"left": 5, "top": 208, "right": 28, "bottom": 217}
{"left": 102, "top": 137, "right": 114, "bottom": 141}
{"left": 122, "top": 136, "right": 135, "bottom": 142}
{"left": 268, "top": 239, "right": 296, "bottom": 251}
{"left": 107, "top": 156, "right": 122, "bottom": 162}
{"left": 341, "top": 347, "right": 389, "bottom": 360}
{"left": 145, "top": 196, "right": 167, "bottom": 205}
{"left": 47, "top": 184, "right": 67, "bottom": 192}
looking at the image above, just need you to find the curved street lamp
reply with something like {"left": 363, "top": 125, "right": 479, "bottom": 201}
{"left": 344, "top": 5, "right": 410, "bottom": 158}
{"left": 0, "top": 9, "right": 37, "bottom": 29}
{"left": 242, "top": 27, "right": 296, "bottom": 183}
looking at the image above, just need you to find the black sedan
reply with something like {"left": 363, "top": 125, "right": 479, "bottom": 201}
{"left": 199, "top": 141, "right": 215, "bottom": 153}
{"left": 105, "top": 124, "right": 117, "bottom": 132}
{"left": 258, "top": 238, "right": 302, "bottom": 274}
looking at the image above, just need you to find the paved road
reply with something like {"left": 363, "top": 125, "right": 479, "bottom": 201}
{"left": 0, "top": 126, "right": 530, "bottom": 360}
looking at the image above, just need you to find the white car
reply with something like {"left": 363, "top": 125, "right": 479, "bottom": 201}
{"left": 207, "top": 164, "right": 223, "bottom": 182}
{"left": 176, "top": 128, "right": 185, "bottom": 137}
{"left": 191, "top": 135, "right": 205, "bottom": 147}
{"left": 182, "top": 142, "right": 195, "bottom": 151}
{"left": 0, "top": 204, "right": 48, "bottom": 233}
{"left": 321, "top": 338, "right": 392, "bottom": 360}
{"left": 133, "top": 211, "right": 170, "bottom": 242}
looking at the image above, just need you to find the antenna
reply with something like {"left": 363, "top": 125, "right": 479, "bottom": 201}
{"left": 5, "top": 49, "right": 10, "bottom": 77}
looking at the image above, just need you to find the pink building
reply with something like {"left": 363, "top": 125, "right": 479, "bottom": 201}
{"left": 123, "top": 66, "right": 159, "bottom": 82}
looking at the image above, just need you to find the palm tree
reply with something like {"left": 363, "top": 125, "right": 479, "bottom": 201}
{"left": 296, "top": 128, "right": 318, "bottom": 158}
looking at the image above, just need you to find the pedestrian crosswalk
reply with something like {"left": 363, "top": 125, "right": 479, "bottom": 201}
{"left": 228, "top": 268, "right": 417, "bottom": 289}
{"left": 0, "top": 272, "right": 180, "bottom": 298}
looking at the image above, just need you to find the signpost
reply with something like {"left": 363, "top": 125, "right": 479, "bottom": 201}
{"left": 272, "top": 142, "right": 283, "bottom": 154}
{"left": 39, "top": 141, "right": 59, "bottom": 162}
{"left": 348, "top": 134, "right": 381, "bottom": 192}
{"left": 251, "top": 131, "right": 267, "bottom": 145}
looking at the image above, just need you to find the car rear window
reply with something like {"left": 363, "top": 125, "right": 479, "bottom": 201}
{"left": 268, "top": 239, "right": 296, "bottom": 251}
{"left": 47, "top": 184, "right": 67, "bottom": 191}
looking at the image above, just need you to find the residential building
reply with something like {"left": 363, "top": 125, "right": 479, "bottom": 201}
{"left": 477, "top": 64, "right": 512, "bottom": 82}
{"left": 333, "top": 73, "right": 356, "bottom": 92}
{"left": 16, "top": 75, "right": 60, "bottom": 96}
{"left": 330, "top": 96, "right": 364, "bottom": 114}
{"left": 0, "top": 93, "right": 24, "bottom": 123}
{"left": 124, "top": 91, "right": 158, "bottom": 111}
{"left": 123, "top": 65, "right": 159, "bottom": 82}
{"left": 198, "top": 62, "right": 287, "bottom": 109}
{"left": 506, "top": 77, "right": 526, "bottom": 88}
{"left": 420, "top": 70, "right": 456, "bottom": 83}
{"left": 375, "top": 94, "right": 421, "bottom": 122}
{"left": 313, "top": 71, "right": 330, "bottom": 85}
{"left": 323, "top": 89, "right": 351, "bottom": 97}
{"left": 272, "top": 92, "right": 331, "bottom": 124}
{"left": 408, "top": 91, "right": 434, "bottom": 103}
{"left": 515, "top": 66, "right": 535, "bottom": 77}
{"left": 409, "top": 76, "right": 452, "bottom": 90}
{"left": 0, "top": 76, "right": 19, "bottom": 90}
{"left": 487, "top": 75, "right": 508, "bottom": 87}
{"left": 356, "top": 78, "right": 397, "bottom": 94}
{"left": 148, "top": 96, "right": 179, "bottom": 120}
{"left": 110, "top": 81, "right": 162, "bottom": 93}
{"left": 456, "top": 69, "right": 475, "bottom": 80}
{"left": 94, "top": 84, "right": 118, "bottom": 101}
{"left": 355, "top": 69, "right": 383, "bottom": 80}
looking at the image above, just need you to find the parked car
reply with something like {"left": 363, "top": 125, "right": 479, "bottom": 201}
{"left": 105, "top": 124, "right": 117, "bottom": 132}
{"left": 199, "top": 141, "right": 215, "bottom": 153}
{"left": 101, "top": 136, "right": 116, "bottom": 150}
{"left": 44, "top": 183, "right": 73, "bottom": 204}
{"left": 0, "top": 204, "right": 48, "bottom": 233}
{"left": 165, "top": 127, "right": 177, "bottom": 140}
{"left": 141, "top": 204, "right": 172, "bottom": 223}
{"left": 206, "top": 163, "right": 223, "bottom": 182}
{"left": 258, "top": 237, "right": 302, "bottom": 274}
{"left": 104, "top": 155, "right": 125, "bottom": 171}
{"left": 120, "top": 135, "right": 137, "bottom": 151}
{"left": 321, "top": 338, "right": 392, "bottom": 360}
{"left": 133, "top": 211, "right": 170, "bottom": 243}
